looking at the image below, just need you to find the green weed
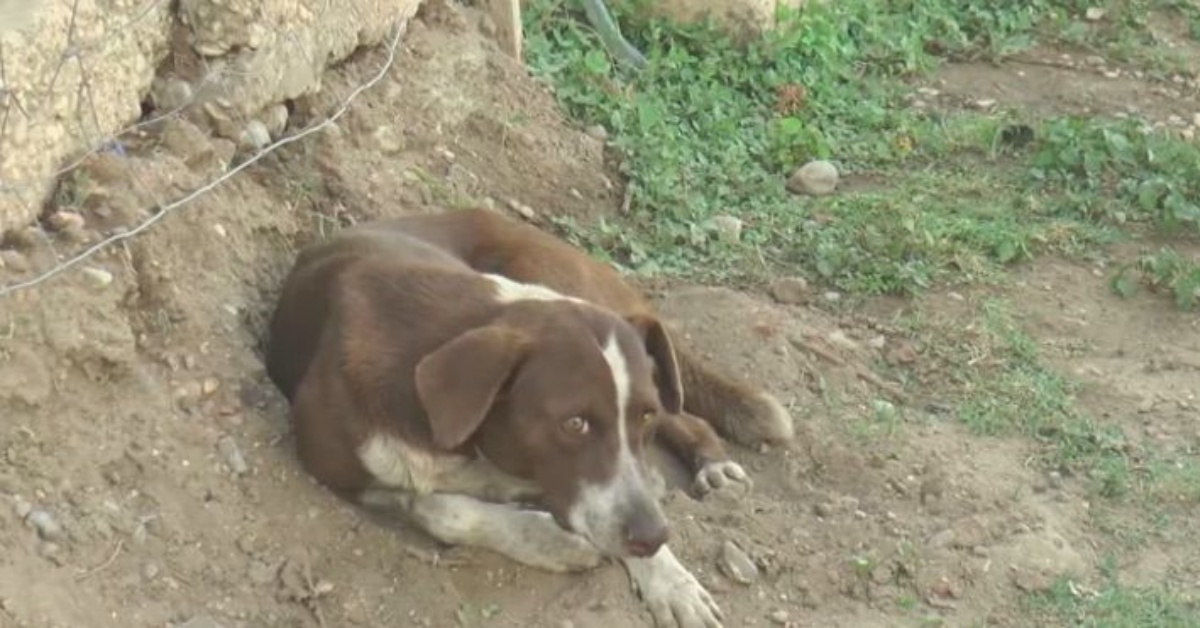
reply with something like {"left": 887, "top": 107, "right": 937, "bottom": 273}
{"left": 1110, "top": 246, "right": 1200, "bottom": 310}
{"left": 1029, "top": 572, "right": 1200, "bottom": 627}
{"left": 526, "top": 0, "right": 1200, "bottom": 298}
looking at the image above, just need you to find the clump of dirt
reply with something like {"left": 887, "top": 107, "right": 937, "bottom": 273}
{"left": 1, "top": 2, "right": 1190, "bottom": 628}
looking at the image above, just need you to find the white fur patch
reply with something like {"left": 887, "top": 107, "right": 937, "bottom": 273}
{"left": 482, "top": 273, "right": 585, "bottom": 304}
{"left": 623, "top": 546, "right": 722, "bottom": 626}
{"left": 357, "top": 433, "right": 539, "bottom": 500}
{"left": 566, "top": 333, "right": 649, "bottom": 553}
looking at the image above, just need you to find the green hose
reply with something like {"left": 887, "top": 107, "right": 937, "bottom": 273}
{"left": 580, "top": 0, "right": 648, "bottom": 71}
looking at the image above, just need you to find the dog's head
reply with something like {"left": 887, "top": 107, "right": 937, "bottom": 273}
{"left": 414, "top": 295, "right": 682, "bottom": 559}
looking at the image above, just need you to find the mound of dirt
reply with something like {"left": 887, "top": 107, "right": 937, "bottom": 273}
{"left": 0, "top": 3, "right": 1107, "bottom": 627}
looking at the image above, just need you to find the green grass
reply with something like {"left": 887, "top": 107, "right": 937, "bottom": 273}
{"left": 524, "top": 0, "right": 1200, "bottom": 302}
{"left": 1029, "top": 558, "right": 1200, "bottom": 627}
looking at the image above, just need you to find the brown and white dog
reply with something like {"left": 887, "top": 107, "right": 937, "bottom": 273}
{"left": 265, "top": 208, "right": 794, "bottom": 628}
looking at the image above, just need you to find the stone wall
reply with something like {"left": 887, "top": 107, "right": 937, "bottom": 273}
{"left": 0, "top": 0, "right": 423, "bottom": 232}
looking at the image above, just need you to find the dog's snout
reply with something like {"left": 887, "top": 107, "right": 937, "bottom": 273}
{"left": 624, "top": 508, "right": 669, "bottom": 557}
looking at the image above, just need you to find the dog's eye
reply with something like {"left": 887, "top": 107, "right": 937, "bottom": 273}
{"left": 563, "top": 416, "right": 590, "bottom": 435}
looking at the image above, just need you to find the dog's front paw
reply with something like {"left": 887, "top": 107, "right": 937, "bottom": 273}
{"left": 626, "top": 547, "right": 723, "bottom": 628}
{"left": 693, "top": 460, "right": 751, "bottom": 498}
{"left": 511, "top": 511, "right": 604, "bottom": 573}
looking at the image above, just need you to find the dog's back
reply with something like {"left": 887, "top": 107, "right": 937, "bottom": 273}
{"left": 363, "top": 209, "right": 649, "bottom": 313}
{"left": 266, "top": 227, "right": 474, "bottom": 402}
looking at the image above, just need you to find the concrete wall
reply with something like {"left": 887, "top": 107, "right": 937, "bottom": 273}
{"left": 0, "top": 0, "right": 423, "bottom": 232}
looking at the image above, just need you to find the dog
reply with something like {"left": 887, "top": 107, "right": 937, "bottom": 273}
{"left": 265, "top": 208, "right": 794, "bottom": 628}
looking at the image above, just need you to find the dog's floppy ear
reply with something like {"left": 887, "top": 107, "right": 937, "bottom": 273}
{"left": 625, "top": 314, "right": 684, "bottom": 414}
{"left": 415, "top": 326, "right": 530, "bottom": 450}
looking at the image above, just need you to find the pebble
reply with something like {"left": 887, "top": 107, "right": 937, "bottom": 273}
{"left": 238, "top": 120, "right": 271, "bottom": 150}
{"left": 585, "top": 124, "right": 608, "bottom": 141}
{"left": 769, "top": 276, "right": 810, "bottom": 305}
{"left": 47, "top": 210, "right": 86, "bottom": 232}
{"left": 262, "top": 104, "right": 290, "bottom": 138}
{"left": 0, "top": 250, "right": 30, "bottom": 272}
{"left": 786, "top": 159, "right": 839, "bottom": 196}
{"left": 1085, "top": 7, "right": 1106, "bottom": 21}
{"left": 372, "top": 125, "right": 404, "bottom": 154}
{"left": 143, "top": 562, "right": 160, "bottom": 579}
{"left": 26, "top": 508, "right": 63, "bottom": 541}
{"left": 710, "top": 215, "right": 743, "bottom": 243}
{"left": 151, "top": 77, "right": 193, "bottom": 112}
{"left": 217, "top": 436, "right": 249, "bottom": 475}
{"left": 718, "top": 540, "right": 759, "bottom": 584}
{"left": 505, "top": 199, "right": 536, "bottom": 220}
{"left": 12, "top": 496, "right": 32, "bottom": 519}
{"left": 822, "top": 291, "right": 841, "bottom": 303}
{"left": 769, "top": 609, "right": 790, "bottom": 624}
{"left": 81, "top": 266, "right": 114, "bottom": 287}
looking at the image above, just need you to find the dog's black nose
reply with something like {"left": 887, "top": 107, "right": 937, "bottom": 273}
{"left": 625, "top": 516, "right": 668, "bottom": 557}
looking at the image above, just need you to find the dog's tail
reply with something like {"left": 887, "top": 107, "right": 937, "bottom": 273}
{"left": 674, "top": 345, "right": 794, "bottom": 447}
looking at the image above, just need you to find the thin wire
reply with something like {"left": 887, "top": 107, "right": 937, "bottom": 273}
{"left": 0, "top": 20, "right": 408, "bottom": 298}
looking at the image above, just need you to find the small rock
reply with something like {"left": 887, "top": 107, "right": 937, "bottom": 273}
{"left": 928, "top": 528, "right": 955, "bottom": 548}
{"left": 1084, "top": 6, "right": 1106, "bottom": 21}
{"left": 769, "top": 276, "right": 810, "bottom": 305}
{"left": 768, "top": 609, "right": 789, "bottom": 624}
{"left": 12, "top": 496, "right": 32, "bottom": 519}
{"left": 813, "top": 502, "right": 835, "bottom": 518}
{"left": 718, "top": 540, "right": 759, "bottom": 584}
{"left": 238, "top": 120, "right": 271, "bottom": 151}
{"left": 217, "top": 436, "right": 248, "bottom": 475}
{"left": 47, "top": 210, "right": 85, "bottom": 232}
{"left": 81, "top": 266, "right": 113, "bottom": 287}
{"left": 174, "top": 381, "right": 203, "bottom": 403}
{"left": 1047, "top": 471, "right": 1064, "bottom": 489}
{"left": 371, "top": 125, "right": 404, "bottom": 154}
{"left": 26, "top": 509, "right": 63, "bottom": 541}
{"left": 786, "top": 159, "right": 839, "bottom": 196}
{"left": 38, "top": 541, "right": 61, "bottom": 563}
{"left": 585, "top": 124, "right": 608, "bottom": 141}
{"left": 885, "top": 341, "right": 918, "bottom": 364}
{"left": 201, "top": 377, "right": 221, "bottom": 396}
{"left": 0, "top": 250, "right": 30, "bottom": 272}
{"left": 248, "top": 560, "right": 277, "bottom": 585}
{"left": 262, "top": 104, "right": 289, "bottom": 138}
{"left": 151, "top": 77, "right": 193, "bottom": 112}
{"left": 505, "top": 199, "right": 536, "bottom": 220}
{"left": 822, "top": 291, "right": 841, "bottom": 303}
{"left": 143, "top": 562, "right": 160, "bottom": 579}
{"left": 1011, "top": 568, "right": 1054, "bottom": 593}
{"left": 710, "top": 215, "right": 743, "bottom": 243}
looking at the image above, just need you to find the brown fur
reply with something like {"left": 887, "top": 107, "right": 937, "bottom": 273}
{"left": 356, "top": 208, "right": 795, "bottom": 453}
{"left": 266, "top": 226, "right": 684, "bottom": 554}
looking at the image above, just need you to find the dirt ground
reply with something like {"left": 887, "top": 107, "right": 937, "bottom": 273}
{"left": 1, "top": 2, "right": 1198, "bottom": 627}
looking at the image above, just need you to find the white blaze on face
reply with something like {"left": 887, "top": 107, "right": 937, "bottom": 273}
{"left": 566, "top": 332, "right": 657, "bottom": 555}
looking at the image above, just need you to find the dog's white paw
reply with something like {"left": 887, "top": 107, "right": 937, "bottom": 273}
{"left": 693, "top": 460, "right": 751, "bottom": 497}
{"left": 510, "top": 511, "right": 604, "bottom": 573}
{"left": 626, "top": 547, "right": 724, "bottom": 628}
